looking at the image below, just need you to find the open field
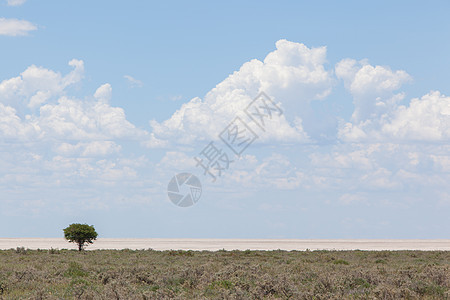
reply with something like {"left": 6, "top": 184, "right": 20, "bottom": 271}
{"left": 1, "top": 239, "right": 450, "bottom": 251}
{"left": 0, "top": 248, "right": 448, "bottom": 299}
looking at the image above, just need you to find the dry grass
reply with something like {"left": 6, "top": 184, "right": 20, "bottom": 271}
{"left": 0, "top": 248, "right": 448, "bottom": 299}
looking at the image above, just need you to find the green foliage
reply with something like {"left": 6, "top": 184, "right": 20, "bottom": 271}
{"left": 167, "top": 249, "right": 194, "bottom": 256}
{"left": 63, "top": 223, "right": 98, "bottom": 251}
{"left": 204, "top": 280, "right": 235, "bottom": 297}
{"left": 333, "top": 259, "right": 350, "bottom": 265}
{"left": 213, "top": 280, "right": 234, "bottom": 289}
{"left": 48, "top": 247, "right": 60, "bottom": 255}
{"left": 65, "top": 277, "right": 91, "bottom": 298}
{"left": 64, "top": 262, "right": 88, "bottom": 278}
{"left": 352, "top": 277, "right": 371, "bottom": 289}
{"left": 15, "top": 247, "right": 28, "bottom": 254}
{"left": 415, "top": 282, "right": 446, "bottom": 297}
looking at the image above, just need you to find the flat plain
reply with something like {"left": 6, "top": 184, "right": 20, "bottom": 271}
{"left": 1, "top": 238, "right": 450, "bottom": 251}
{"left": 0, "top": 247, "right": 449, "bottom": 299}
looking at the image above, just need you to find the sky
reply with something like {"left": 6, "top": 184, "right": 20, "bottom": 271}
{"left": 1, "top": 0, "right": 449, "bottom": 238}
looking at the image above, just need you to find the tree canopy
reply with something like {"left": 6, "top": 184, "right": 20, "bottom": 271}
{"left": 63, "top": 223, "right": 98, "bottom": 251}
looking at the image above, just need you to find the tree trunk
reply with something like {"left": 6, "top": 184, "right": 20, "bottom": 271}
{"left": 78, "top": 243, "right": 82, "bottom": 251}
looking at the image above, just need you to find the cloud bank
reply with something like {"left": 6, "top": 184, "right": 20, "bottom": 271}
{"left": 149, "top": 40, "right": 333, "bottom": 147}
{"left": 0, "top": 40, "right": 449, "bottom": 217}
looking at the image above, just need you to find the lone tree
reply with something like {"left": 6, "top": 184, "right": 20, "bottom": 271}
{"left": 63, "top": 223, "right": 98, "bottom": 251}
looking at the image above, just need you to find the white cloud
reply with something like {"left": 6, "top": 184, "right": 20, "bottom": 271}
{"left": 6, "top": 0, "right": 26, "bottom": 6}
{"left": 0, "top": 60, "right": 145, "bottom": 142}
{"left": 124, "top": 75, "right": 143, "bottom": 88}
{"left": 0, "top": 18, "right": 36, "bottom": 36}
{"left": 338, "top": 90, "right": 450, "bottom": 143}
{"left": 38, "top": 95, "right": 144, "bottom": 140}
{"left": 148, "top": 40, "right": 334, "bottom": 147}
{"left": 146, "top": 40, "right": 450, "bottom": 205}
{"left": 155, "top": 150, "right": 305, "bottom": 192}
{"left": 0, "top": 60, "right": 153, "bottom": 206}
{"left": 55, "top": 141, "right": 121, "bottom": 157}
{"left": 1, "top": 39, "right": 450, "bottom": 220}
{"left": 336, "top": 58, "right": 411, "bottom": 123}
{"left": 94, "top": 83, "right": 112, "bottom": 104}
{"left": 310, "top": 145, "right": 376, "bottom": 171}
{"left": 308, "top": 142, "right": 450, "bottom": 196}
{"left": 335, "top": 59, "right": 450, "bottom": 143}
{"left": 381, "top": 91, "right": 450, "bottom": 141}
{"left": 0, "top": 59, "right": 84, "bottom": 109}
{"left": 142, "top": 133, "right": 169, "bottom": 148}
{"left": 360, "top": 167, "right": 399, "bottom": 190}
{"left": 0, "top": 103, "right": 38, "bottom": 139}
{"left": 157, "top": 151, "right": 196, "bottom": 171}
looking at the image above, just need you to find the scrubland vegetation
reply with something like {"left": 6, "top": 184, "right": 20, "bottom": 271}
{"left": 0, "top": 248, "right": 448, "bottom": 299}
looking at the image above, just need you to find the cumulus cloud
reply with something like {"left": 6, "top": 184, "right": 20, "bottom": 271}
{"left": 0, "top": 60, "right": 146, "bottom": 143}
{"left": 338, "top": 90, "right": 450, "bottom": 143}
{"left": 146, "top": 39, "right": 450, "bottom": 203}
{"left": 335, "top": 59, "right": 450, "bottom": 143}
{"left": 94, "top": 83, "right": 112, "bottom": 104}
{"left": 1, "top": 39, "right": 450, "bottom": 217}
{"left": 381, "top": 91, "right": 450, "bottom": 141}
{"left": 0, "top": 18, "right": 36, "bottom": 36}
{"left": 336, "top": 58, "right": 412, "bottom": 123}
{"left": 0, "top": 59, "right": 84, "bottom": 109}
{"left": 148, "top": 40, "right": 334, "bottom": 147}
{"left": 0, "top": 60, "right": 156, "bottom": 212}
{"left": 37, "top": 96, "right": 143, "bottom": 140}
{"left": 0, "top": 103, "right": 38, "bottom": 139}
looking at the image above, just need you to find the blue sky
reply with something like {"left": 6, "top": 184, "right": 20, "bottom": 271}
{"left": 1, "top": 0, "right": 449, "bottom": 238}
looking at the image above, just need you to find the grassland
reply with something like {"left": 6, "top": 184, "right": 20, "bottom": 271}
{"left": 0, "top": 247, "right": 448, "bottom": 299}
